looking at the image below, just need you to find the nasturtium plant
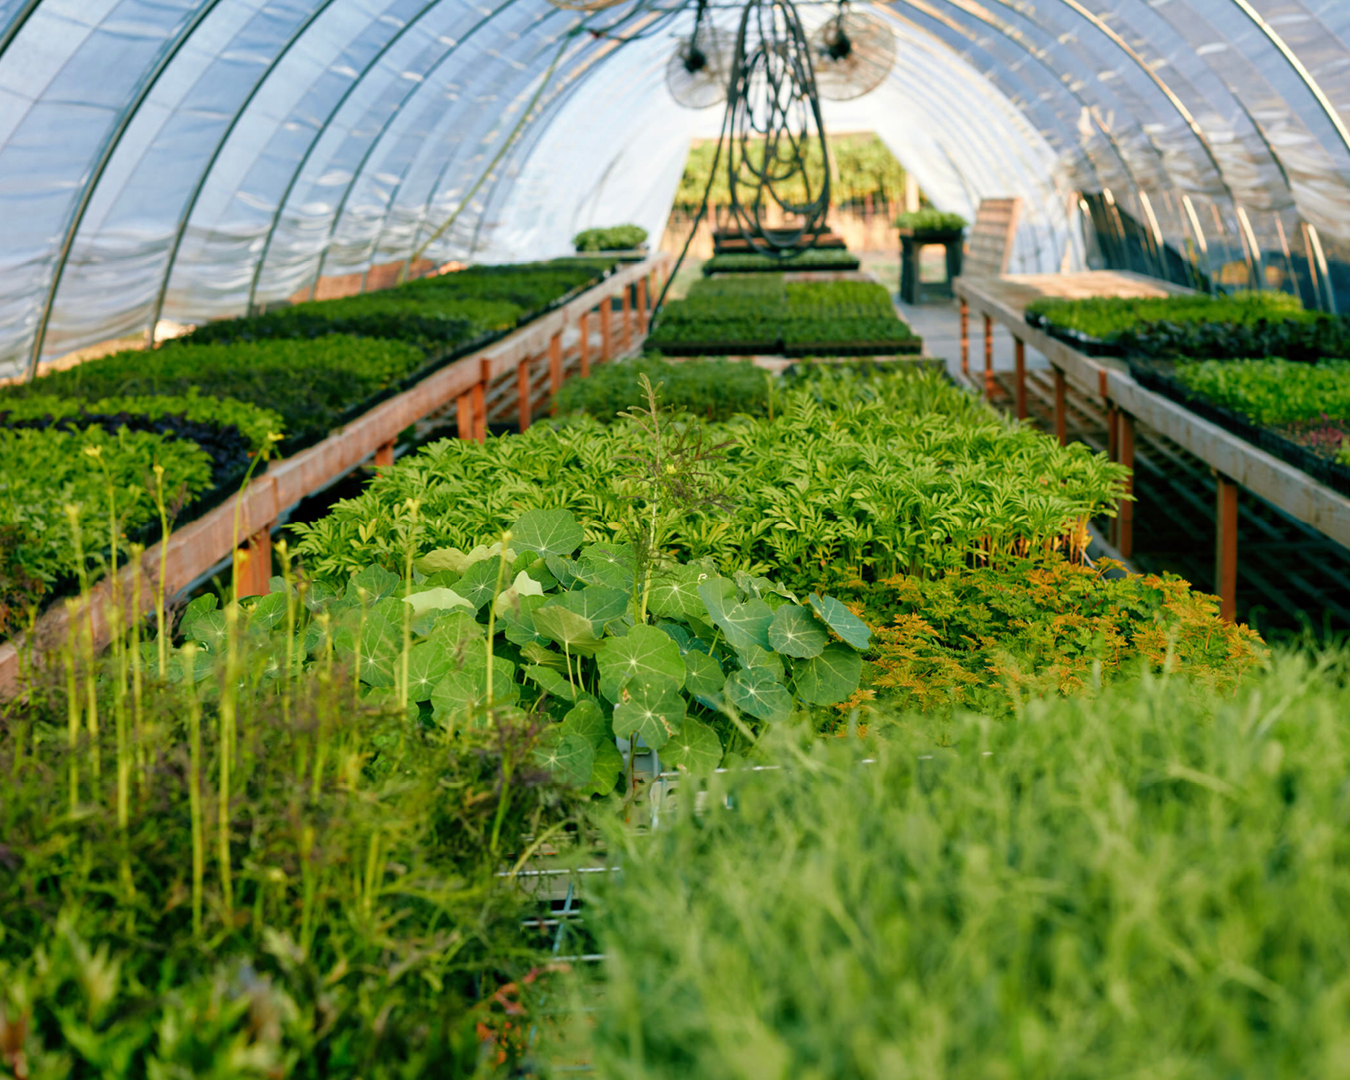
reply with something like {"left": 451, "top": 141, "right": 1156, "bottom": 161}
{"left": 180, "top": 510, "right": 871, "bottom": 793}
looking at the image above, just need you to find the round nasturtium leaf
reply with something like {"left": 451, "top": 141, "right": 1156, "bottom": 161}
{"left": 767, "top": 604, "right": 829, "bottom": 659}
{"left": 406, "top": 640, "right": 453, "bottom": 701}
{"left": 511, "top": 508, "right": 585, "bottom": 557}
{"left": 561, "top": 698, "right": 610, "bottom": 748}
{"left": 807, "top": 593, "right": 872, "bottom": 650}
{"left": 532, "top": 604, "right": 605, "bottom": 654}
{"left": 793, "top": 644, "right": 863, "bottom": 705}
{"left": 535, "top": 731, "right": 595, "bottom": 786}
{"left": 724, "top": 666, "right": 792, "bottom": 722}
{"left": 597, "top": 624, "right": 686, "bottom": 702}
{"left": 683, "top": 649, "right": 726, "bottom": 697}
{"left": 611, "top": 674, "right": 685, "bottom": 749}
{"left": 581, "top": 740, "right": 624, "bottom": 797}
{"left": 661, "top": 718, "right": 723, "bottom": 773}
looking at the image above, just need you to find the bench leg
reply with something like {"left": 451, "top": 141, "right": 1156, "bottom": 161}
{"left": 236, "top": 525, "right": 272, "bottom": 598}
{"left": 600, "top": 300, "right": 613, "bottom": 362}
{"left": 637, "top": 277, "right": 648, "bottom": 334}
{"left": 549, "top": 331, "right": 563, "bottom": 413}
{"left": 517, "top": 358, "right": 531, "bottom": 431}
{"left": 374, "top": 438, "right": 395, "bottom": 469}
{"left": 1215, "top": 473, "right": 1238, "bottom": 623}
{"left": 983, "top": 314, "right": 994, "bottom": 399}
{"left": 472, "top": 379, "right": 486, "bottom": 443}
{"left": 1014, "top": 337, "right": 1026, "bottom": 420}
{"left": 1053, "top": 367, "right": 1067, "bottom": 447}
{"left": 960, "top": 299, "right": 969, "bottom": 378}
{"left": 579, "top": 310, "right": 590, "bottom": 376}
{"left": 457, "top": 392, "right": 472, "bottom": 439}
{"left": 1117, "top": 411, "right": 1134, "bottom": 559}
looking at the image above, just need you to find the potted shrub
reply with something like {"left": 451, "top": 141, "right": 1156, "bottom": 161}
{"left": 573, "top": 224, "right": 649, "bottom": 253}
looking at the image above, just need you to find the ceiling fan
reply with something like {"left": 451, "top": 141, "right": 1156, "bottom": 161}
{"left": 808, "top": 1, "right": 895, "bottom": 101}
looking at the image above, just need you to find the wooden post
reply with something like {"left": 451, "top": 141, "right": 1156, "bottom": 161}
{"left": 579, "top": 310, "right": 591, "bottom": 376}
{"left": 235, "top": 526, "right": 272, "bottom": 598}
{"left": 1215, "top": 472, "right": 1238, "bottom": 623}
{"left": 374, "top": 439, "right": 395, "bottom": 469}
{"left": 1117, "top": 411, "right": 1134, "bottom": 559}
{"left": 472, "top": 359, "right": 488, "bottom": 442}
{"left": 600, "top": 298, "right": 613, "bottom": 362}
{"left": 637, "top": 276, "right": 648, "bottom": 334}
{"left": 549, "top": 331, "right": 563, "bottom": 413}
{"left": 960, "top": 299, "right": 969, "bottom": 377}
{"left": 1013, "top": 337, "right": 1026, "bottom": 420}
{"left": 622, "top": 286, "right": 633, "bottom": 349}
{"left": 983, "top": 314, "right": 994, "bottom": 399}
{"left": 456, "top": 392, "right": 472, "bottom": 439}
{"left": 517, "top": 358, "right": 531, "bottom": 431}
{"left": 1053, "top": 366, "right": 1067, "bottom": 447}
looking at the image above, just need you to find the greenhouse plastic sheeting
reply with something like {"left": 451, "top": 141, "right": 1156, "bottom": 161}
{"left": 2, "top": 0, "right": 1350, "bottom": 379}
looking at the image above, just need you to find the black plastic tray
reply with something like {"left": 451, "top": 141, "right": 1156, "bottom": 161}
{"left": 1129, "top": 358, "right": 1350, "bottom": 499}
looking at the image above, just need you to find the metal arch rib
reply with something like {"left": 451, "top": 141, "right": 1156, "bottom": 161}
{"left": 245, "top": 0, "right": 539, "bottom": 315}
{"left": 148, "top": 0, "right": 344, "bottom": 342}
{"left": 1227, "top": 0, "right": 1350, "bottom": 163}
{"left": 399, "top": 5, "right": 665, "bottom": 274}
{"left": 0, "top": 0, "right": 42, "bottom": 64}
{"left": 302, "top": 0, "right": 538, "bottom": 300}
{"left": 26, "top": 0, "right": 228, "bottom": 379}
{"left": 1041, "top": 0, "right": 1238, "bottom": 206}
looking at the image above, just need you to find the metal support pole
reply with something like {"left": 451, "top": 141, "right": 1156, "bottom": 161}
{"left": 235, "top": 526, "right": 273, "bottom": 598}
{"left": 983, "top": 314, "right": 994, "bottom": 399}
{"left": 960, "top": 299, "right": 969, "bottom": 378}
{"left": 1215, "top": 472, "right": 1238, "bottom": 622}
{"left": 374, "top": 439, "right": 395, "bottom": 469}
{"left": 1053, "top": 367, "right": 1067, "bottom": 447}
{"left": 600, "top": 298, "right": 613, "bottom": 362}
{"left": 517, "top": 358, "right": 531, "bottom": 431}
{"left": 1117, "top": 411, "right": 1134, "bottom": 559}
{"left": 579, "top": 310, "right": 591, "bottom": 376}
{"left": 1013, "top": 337, "right": 1026, "bottom": 420}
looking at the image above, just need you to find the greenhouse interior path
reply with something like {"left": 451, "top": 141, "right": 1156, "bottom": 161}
{"left": 895, "top": 286, "right": 1350, "bottom": 641}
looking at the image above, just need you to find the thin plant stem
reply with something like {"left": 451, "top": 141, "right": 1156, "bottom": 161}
{"left": 130, "top": 543, "right": 146, "bottom": 801}
{"left": 183, "top": 642, "right": 204, "bottom": 939}
{"left": 64, "top": 603, "right": 81, "bottom": 815}
{"left": 152, "top": 464, "right": 171, "bottom": 680}
{"left": 485, "top": 530, "right": 512, "bottom": 708}
{"left": 218, "top": 601, "right": 238, "bottom": 921}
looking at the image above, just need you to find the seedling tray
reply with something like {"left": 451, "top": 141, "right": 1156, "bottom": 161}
{"left": 785, "top": 339, "right": 923, "bottom": 357}
{"left": 1129, "top": 358, "right": 1350, "bottom": 499}
{"left": 1023, "top": 310, "right": 1121, "bottom": 356}
{"left": 703, "top": 257, "right": 861, "bottom": 275}
{"left": 650, "top": 340, "right": 782, "bottom": 357}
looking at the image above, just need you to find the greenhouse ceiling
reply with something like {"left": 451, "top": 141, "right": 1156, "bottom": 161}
{"left": 2, "top": 0, "right": 1349, "bottom": 380}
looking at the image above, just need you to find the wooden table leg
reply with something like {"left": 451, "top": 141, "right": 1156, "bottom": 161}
{"left": 579, "top": 310, "right": 591, "bottom": 376}
{"left": 622, "top": 286, "right": 633, "bottom": 349}
{"left": 637, "top": 277, "right": 648, "bottom": 334}
{"left": 983, "top": 314, "right": 994, "bottom": 399}
{"left": 235, "top": 525, "right": 273, "bottom": 598}
{"left": 1014, "top": 337, "right": 1026, "bottom": 420}
{"left": 374, "top": 439, "right": 395, "bottom": 469}
{"left": 517, "top": 358, "right": 531, "bottom": 431}
{"left": 1053, "top": 366, "right": 1067, "bottom": 447}
{"left": 1215, "top": 472, "right": 1238, "bottom": 622}
{"left": 456, "top": 392, "right": 472, "bottom": 439}
{"left": 960, "top": 299, "right": 969, "bottom": 378}
{"left": 549, "top": 331, "right": 563, "bottom": 413}
{"left": 600, "top": 299, "right": 613, "bottom": 362}
{"left": 1117, "top": 411, "right": 1134, "bottom": 559}
{"left": 471, "top": 379, "right": 486, "bottom": 443}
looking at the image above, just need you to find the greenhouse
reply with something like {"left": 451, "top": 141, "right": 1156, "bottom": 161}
{"left": 4, "top": 0, "right": 1350, "bottom": 1074}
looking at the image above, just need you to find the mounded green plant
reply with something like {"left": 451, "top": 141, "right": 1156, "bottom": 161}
{"left": 570, "top": 650, "right": 1350, "bottom": 1078}
{"left": 0, "top": 335, "right": 427, "bottom": 452}
{"left": 702, "top": 248, "right": 861, "bottom": 274}
{"left": 0, "top": 425, "right": 214, "bottom": 638}
{"left": 573, "top": 225, "right": 648, "bottom": 252}
{"left": 0, "top": 388, "right": 282, "bottom": 453}
{"left": 894, "top": 207, "right": 966, "bottom": 233}
{"left": 292, "top": 369, "right": 1127, "bottom": 594}
{"left": 555, "top": 356, "right": 773, "bottom": 422}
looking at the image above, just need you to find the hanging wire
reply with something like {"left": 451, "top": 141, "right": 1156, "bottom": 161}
{"left": 653, "top": 0, "right": 832, "bottom": 316}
